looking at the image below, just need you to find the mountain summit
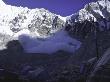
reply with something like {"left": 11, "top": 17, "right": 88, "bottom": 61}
{"left": 67, "top": 0, "right": 110, "bottom": 22}
{"left": 66, "top": 0, "right": 110, "bottom": 39}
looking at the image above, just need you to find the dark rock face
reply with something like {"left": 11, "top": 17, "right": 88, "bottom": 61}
{"left": 86, "top": 48, "right": 110, "bottom": 82}
{"left": 65, "top": 18, "right": 110, "bottom": 82}
{"left": 65, "top": 20, "right": 99, "bottom": 40}
{"left": 6, "top": 40, "right": 24, "bottom": 53}
{"left": 65, "top": 20, "right": 110, "bottom": 64}
{"left": 68, "top": 31, "right": 110, "bottom": 65}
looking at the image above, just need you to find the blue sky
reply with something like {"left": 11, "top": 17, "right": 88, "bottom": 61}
{"left": 4, "top": 0, "right": 96, "bottom": 16}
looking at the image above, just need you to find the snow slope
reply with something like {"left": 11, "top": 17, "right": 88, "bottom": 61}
{"left": 0, "top": 0, "right": 66, "bottom": 38}
{"left": 66, "top": 0, "right": 110, "bottom": 31}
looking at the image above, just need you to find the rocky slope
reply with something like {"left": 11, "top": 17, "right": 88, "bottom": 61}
{"left": 65, "top": 0, "right": 110, "bottom": 40}
{"left": 65, "top": 0, "right": 110, "bottom": 81}
{"left": 64, "top": 0, "right": 110, "bottom": 64}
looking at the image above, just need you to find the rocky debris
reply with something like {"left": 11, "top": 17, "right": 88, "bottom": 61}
{"left": 0, "top": 69, "right": 20, "bottom": 82}
{"left": 0, "top": 64, "right": 81, "bottom": 82}
{"left": 87, "top": 48, "right": 110, "bottom": 82}
{"left": 19, "top": 65, "right": 50, "bottom": 82}
{"left": 0, "top": 43, "right": 75, "bottom": 82}
{"left": 20, "top": 65, "right": 33, "bottom": 76}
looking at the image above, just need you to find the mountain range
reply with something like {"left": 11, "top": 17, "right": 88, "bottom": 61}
{"left": 0, "top": 0, "right": 110, "bottom": 54}
{"left": 0, "top": 0, "right": 110, "bottom": 82}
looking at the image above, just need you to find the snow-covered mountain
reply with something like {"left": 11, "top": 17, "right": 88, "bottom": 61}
{"left": 0, "top": 0, "right": 66, "bottom": 38}
{"left": 1, "top": 0, "right": 110, "bottom": 54}
{"left": 66, "top": 0, "right": 110, "bottom": 67}
{"left": 0, "top": 0, "right": 81, "bottom": 54}
{"left": 66, "top": 0, "right": 110, "bottom": 31}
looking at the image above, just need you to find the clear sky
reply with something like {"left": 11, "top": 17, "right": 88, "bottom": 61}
{"left": 4, "top": 0, "right": 96, "bottom": 16}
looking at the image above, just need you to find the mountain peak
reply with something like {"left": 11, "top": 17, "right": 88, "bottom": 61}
{"left": 65, "top": 0, "right": 110, "bottom": 38}
{"left": 67, "top": 0, "right": 110, "bottom": 23}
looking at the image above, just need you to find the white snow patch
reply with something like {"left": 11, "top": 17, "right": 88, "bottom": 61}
{"left": 57, "top": 15, "right": 66, "bottom": 22}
